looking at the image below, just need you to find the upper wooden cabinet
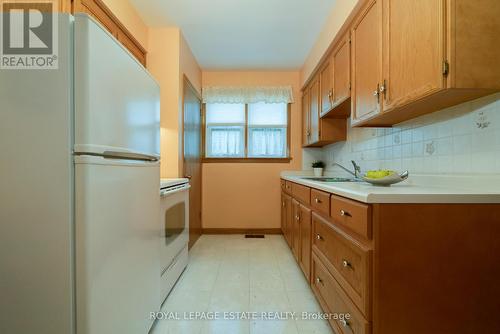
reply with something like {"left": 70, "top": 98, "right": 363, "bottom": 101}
{"left": 72, "top": 0, "right": 147, "bottom": 66}
{"left": 303, "top": 75, "right": 347, "bottom": 147}
{"left": 381, "top": 0, "right": 445, "bottom": 114}
{"left": 320, "top": 33, "right": 352, "bottom": 119}
{"left": 309, "top": 77, "right": 321, "bottom": 144}
{"left": 331, "top": 34, "right": 351, "bottom": 115}
{"left": 351, "top": 0, "right": 500, "bottom": 126}
{"left": 351, "top": 0, "right": 383, "bottom": 124}
{"left": 319, "top": 59, "right": 334, "bottom": 116}
{"left": 302, "top": 89, "right": 310, "bottom": 146}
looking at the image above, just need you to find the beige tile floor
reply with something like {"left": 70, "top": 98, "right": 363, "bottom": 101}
{"left": 150, "top": 234, "right": 333, "bottom": 334}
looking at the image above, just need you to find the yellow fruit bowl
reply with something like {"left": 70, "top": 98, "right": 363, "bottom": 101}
{"left": 362, "top": 170, "right": 409, "bottom": 186}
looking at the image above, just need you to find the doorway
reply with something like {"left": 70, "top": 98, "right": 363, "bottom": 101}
{"left": 182, "top": 76, "right": 202, "bottom": 249}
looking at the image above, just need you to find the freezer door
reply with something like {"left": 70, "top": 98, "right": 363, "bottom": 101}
{"left": 74, "top": 14, "right": 160, "bottom": 156}
{"left": 75, "top": 156, "right": 160, "bottom": 334}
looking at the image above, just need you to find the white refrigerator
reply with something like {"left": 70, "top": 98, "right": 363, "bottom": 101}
{"left": 0, "top": 14, "right": 161, "bottom": 334}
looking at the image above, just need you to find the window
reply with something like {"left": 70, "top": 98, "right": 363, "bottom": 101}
{"left": 204, "top": 102, "right": 289, "bottom": 160}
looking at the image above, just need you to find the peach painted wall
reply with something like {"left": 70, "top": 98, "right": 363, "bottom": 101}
{"left": 300, "top": 0, "right": 359, "bottom": 86}
{"left": 148, "top": 28, "right": 181, "bottom": 177}
{"left": 201, "top": 71, "right": 302, "bottom": 229}
{"left": 101, "top": 0, "right": 148, "bottom": 49}
{"left": 148, "top": 29, "right": 202, "bottom": 178}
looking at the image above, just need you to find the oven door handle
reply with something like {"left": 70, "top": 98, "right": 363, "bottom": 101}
{"left": 160, "top": 185, "right": 191, "bottom": 197}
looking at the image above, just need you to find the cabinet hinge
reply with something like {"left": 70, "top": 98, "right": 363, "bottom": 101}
{"left": 442, "top": 60, "right": 449, "bottom": 76}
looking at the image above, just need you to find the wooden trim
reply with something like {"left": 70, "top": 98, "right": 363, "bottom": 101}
{"left": 202, "top": 157, "right": 292, "bottom": 163}
{"left": 72, "top": 0, "right": 147, "bottom": 66}
{"left": 202, "top": 228, "right": 283, "bottom": 235}
{"left": 92, "top": 0, "right": 146, "bottom": 55}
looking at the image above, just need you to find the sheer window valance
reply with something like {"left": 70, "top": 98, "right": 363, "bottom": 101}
{"left": 202, "top": 86, "right": 294, "bottom": 104}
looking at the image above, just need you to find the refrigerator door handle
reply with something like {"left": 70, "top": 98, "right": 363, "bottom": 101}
{"left": 75, "top": 151, "right": 160, "bottom": 162}
{"left": 102, "top": 151, "right": 159, "bottom": 162}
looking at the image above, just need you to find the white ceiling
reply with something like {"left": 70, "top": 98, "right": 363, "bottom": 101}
{"left": 131, "top": 0, "right": 337, "bottom": 70}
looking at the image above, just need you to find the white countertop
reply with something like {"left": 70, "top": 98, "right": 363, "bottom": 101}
{"left": 281, "top": 171, "right": 500, "bottom": 203}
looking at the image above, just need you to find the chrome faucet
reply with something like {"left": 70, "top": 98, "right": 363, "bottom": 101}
{"left": 333, "top": 160, "right": 362, "bottom": 179}
{"left": 351, "top": 160, "right": 361, "bottom": 178}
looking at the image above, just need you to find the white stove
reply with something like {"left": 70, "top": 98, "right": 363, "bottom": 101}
{"left": 159, "top": 178, "right": 190, "bottom": 303}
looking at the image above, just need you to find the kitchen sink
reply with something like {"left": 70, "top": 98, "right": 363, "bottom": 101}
{"left": 301, "top": 177, "right": 360, "bottom": 182}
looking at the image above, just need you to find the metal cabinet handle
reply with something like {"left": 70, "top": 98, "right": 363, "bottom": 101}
{"left": 315, "top": 277, "right": 322, "bottom": 285}
{"left": 374, "top": 83, "right": 380, "bottom": 102}
{"left": 282, "top": 201, "right": 286, "bottom": 207}
{"left": 295, "top": 215, "right": 300, "bottom": 221}
{"left": 342, "top": 259, "right": 352, "bottom": 268}
{"left": 315, "top": 198, "right": 322, "bottom": 204}
{"left": 340, "top": 209, "right": 351, "bottom": 217}
{"left": 380, "top": 79, "right": 387, "bottom": 99}
{"left": 339, "top": 319, "right": 350, "bottom": 328}
{"left": 316, "top": 234, "right": 323, "bottom": 241}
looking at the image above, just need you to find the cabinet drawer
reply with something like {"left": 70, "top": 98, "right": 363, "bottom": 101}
{"left": 331, "top": 195, "right": 372, "bottom": 239}
{"left": 284, "top": 181, "right": 292, "bottom": 194}
{"left": 311, "top": 189, "right": 330, "bottom": 216}
{"left": 312, "top": 254, "right": 370, "bottom": 334}
{"left": 291, "top": 183, "right": 310, "bottom": 205}
{"left": 313, "top": 213, "right": 371, "bottom": 318}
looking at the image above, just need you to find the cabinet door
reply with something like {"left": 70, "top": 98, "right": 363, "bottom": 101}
{"left": 302, "top": 90, "right": 310, "bottom": 146}
{"left": 291, "top": 199, "right": 300, "bottom": 261}
{"left": 280, "top": 192, "right": 287, "bottom": 236}
{"left": 320, "top": 59, "right": 334, "bottom": 116}
{"left": 299, "top": 205, "right": 312, "bottom": 282}
{"left": 351, "top": 0, "right": 382, "bottom": 123}
{"left": 333, "top": 35, "right": 351, "bottom": 107}
{"left": 309, "top": 77, "right": 320, "bottom": 144}
{"left": 284, "top": 194, "right": 292, "bottom": 247}
{"left": 382, "top": 0, "right": 445, "bottom": 112}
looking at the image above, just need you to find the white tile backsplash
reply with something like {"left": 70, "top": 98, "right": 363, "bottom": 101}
{"left": 303, "top": 93, "right": 500, "bottom": 175}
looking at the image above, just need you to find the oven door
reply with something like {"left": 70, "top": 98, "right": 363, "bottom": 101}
{"left": 160, "top": 186, "right": 189, "bottom": 274}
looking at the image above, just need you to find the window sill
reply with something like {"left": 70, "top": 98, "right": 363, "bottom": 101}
{"left": 202, "top": 157, "right": 293, "bottom": 163}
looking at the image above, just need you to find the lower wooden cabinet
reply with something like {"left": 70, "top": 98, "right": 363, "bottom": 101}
{"left": 280, "top": 192, "right": 287, "bottom": 237}
{"left": 280, "top": 188, "right": 312, "bottom": 282}
{"left": 280, "top": 191, "right": 292, "bottom": 248}
{"left": 280, "top": 178, "right": 500, "bottom": 334}
{"left": 312, "top": 212, "right": 371, "bottom": 318}
{"left": 291, "top": 199, "right": 301, "bottom": 260}
{"left": 299, "top": 204, "right": 312, "bottom": 281}
{"left": 312, "top": 253, "right": 370, "bottom": 334}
